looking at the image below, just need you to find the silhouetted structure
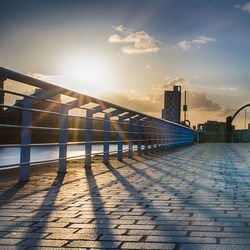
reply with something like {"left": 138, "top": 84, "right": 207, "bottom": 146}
{"left": 198, "top": 120, "right": 250, "bottom": 143}
{"left": 226, "top": 103, "right": 250, "bottom": 142}
{"left": 197, "top": 121, "right": 229, "bottom": 142}
{"left": 162, "top": 86, "right": 181, "bottom": 123}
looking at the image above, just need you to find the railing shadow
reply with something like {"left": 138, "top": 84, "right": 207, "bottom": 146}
{"left": 103, "top": 162, "right": 192, "bottom": 244}
{"left": 0, "top": 171, "right": 66, "bottom": 249}
{"left": 85, "top": 165, "right": 116, "bottom": 248}
{"left": 0, "top": 181, "right": 27, "bottom": 207}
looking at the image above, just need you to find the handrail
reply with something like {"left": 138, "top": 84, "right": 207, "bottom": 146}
{"left": 0, "top": 67, "right": 196, "bottom": 181}
{"left": 0, "top": 67, "right": 194, "bottom": 130}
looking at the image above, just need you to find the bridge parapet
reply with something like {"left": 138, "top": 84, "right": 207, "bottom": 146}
{"left": 0, "top": 67, "right": 196, "bottom": 181}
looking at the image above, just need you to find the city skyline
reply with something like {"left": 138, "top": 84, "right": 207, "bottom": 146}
{"left": 0, "top": 0, "right": 249, "bottom": 127}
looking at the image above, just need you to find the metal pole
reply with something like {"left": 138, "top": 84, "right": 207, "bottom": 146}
{"left": 150, "top": 120, "right": 154, "bottom": 153}
{"left": 137, "top": 120, "right": 142, "bottom": 156}
{"left": 128, "top": 118, "right": 134, "bottom": 158}
{"left": 164, "top": 123, "right": 168, "bottom": 150}
{"left": 85, "top": 110, "right": 93, "bottom": 167}
{"left": 103, "top": 113, "right": 110, "bottom": 163}
{"left": 117, "top": 116, "right": 123, "bottom": 161}
{"left": 184, "top": 90, "right": 187, "bottom": 121}
{"left": 144, "top": 121, "right": 148, "bottom": 154}
{"left": 156, "top": 122, "right": 159, "bottom": 152}
{"left": 58, "top": 105, "right": 68, "bottom": 172}
{"left": 20, "top": 97, "right": 33, "bottom": 181}
{"left": 0, "top": 76, "right": 6, "bottom": 124}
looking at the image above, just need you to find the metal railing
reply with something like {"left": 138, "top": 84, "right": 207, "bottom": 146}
{"left": 0, "top": 67, "right": 196, "bottom": 181}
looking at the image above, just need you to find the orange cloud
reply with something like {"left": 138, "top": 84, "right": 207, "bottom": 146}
{"left": 153, "top": 76, "right": 188, "bottom": 90}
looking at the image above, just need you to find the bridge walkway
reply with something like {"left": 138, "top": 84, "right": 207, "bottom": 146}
{"left": 0, "top": 143, "right": 250, "bottom": 249}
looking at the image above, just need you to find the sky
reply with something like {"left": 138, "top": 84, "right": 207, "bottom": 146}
{"left": 0, "top": 0, "right": 249, "bottom": 128}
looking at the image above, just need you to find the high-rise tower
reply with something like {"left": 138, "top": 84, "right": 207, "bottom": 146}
{"left": 161, "top": 86, "right": 181, "bottom": 123}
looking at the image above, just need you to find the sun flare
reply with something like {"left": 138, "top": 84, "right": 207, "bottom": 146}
{"left": 60, "top": 54, "right": 115, "bottom": 96}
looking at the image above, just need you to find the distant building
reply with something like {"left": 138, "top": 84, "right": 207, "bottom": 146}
{"left": 234, "top": 123, "right": 250, "bottom": 142}
{"left": 197, "top": 121, "right": 229, "bottom": 142}
{"left": 3, "top": 89, "right": 61, "bottom": 127}
{"left": 197, "top": 120, "right": 250, "bottom": 142}
{"left": 162, "top": 86, "right": 181, "bottom": 123}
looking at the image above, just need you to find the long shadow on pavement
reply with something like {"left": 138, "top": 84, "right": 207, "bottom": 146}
{"left": 84, "top": 165, "right": 117, "bottom": 249}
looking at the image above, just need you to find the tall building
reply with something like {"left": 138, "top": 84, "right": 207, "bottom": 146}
{"left": 162, "top": 86, "right": 181, "bottom": 123}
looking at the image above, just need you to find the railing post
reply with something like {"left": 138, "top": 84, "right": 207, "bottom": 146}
{"left": 128, "top": 118, "right": 134, "bottom": 158}
{"left": 169, "top": 124, "right": 173, "bottom": 148}
{"left": 117, "top": 116, "right": 124, "bottom": 161}
{"left": 0, "top": 75, "right": 6, "bottom": 124}
{"left": 20, "top": 97, "right": 33, "bottom": 181}
{"left": 164, "top": 123, "right": 168, "bottom": 150}
{"left": 85, "top": 109, "right": 93, "bottom": 167}
{"left": 156, "top": 122, "right": 160, "bottom": 152}
{"left": 137, "top": 120, "right": 142, "bottom": 156}
{"left": 173, "top": 126, "right": 177, "bottom": 147}
{"left": 160, "top": 122, "right": 164, "bottom": 151}
{"left": 103, "top": 113, "right": 110, "bottom": 163}
{"left": 58, "top": 105, "right": 68, "bottom": 172}
{"left": 150, "top": 120, "right": 154, "bottom": 153}
{"left": 144, "top": 120, "right": 148, "bottom": 154}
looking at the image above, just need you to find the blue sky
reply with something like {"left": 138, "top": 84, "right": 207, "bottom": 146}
{"left": 0, "top": 0, "right": 249, "bottom": 127}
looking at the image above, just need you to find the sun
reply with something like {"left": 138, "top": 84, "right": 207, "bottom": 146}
{"left": 59, "top": 54, "right": 115, "bottom": 96}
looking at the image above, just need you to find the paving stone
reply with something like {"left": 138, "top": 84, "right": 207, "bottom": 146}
{"left": 100, "top": 235, "right": 142, "bottom": 241}
{"left": 191, "top": 231, "right": 250, "bottom": 237}
{"left": 179, "top": 244, "right": 249, "bottom": 250}
{"left": 32, "top": 222, "right": 69, "bottom": 228}
{"left": 45, "top": 233, "right": 99, "bottom": 240}
{"left": 67, "top": 240, "right": 122, "bottom": 248}
{"left": 157, "top": 225, "right": 221, "bottom": 231}
{"left": 220, "top": 238, "right": 250, "bottom": 244}
{"left": 146, "top": 236, "right": 216, "bottom": 243}
{"left": 3, "top": 232, "right": 50, "bottom": 239}
{"left": 128, "top": 229, "right": 187, "bottom": 236}
{"left": 118, "top": 224, "right": 155, "bottom": 230}
{"left": 121, "top": 242, "right": 176, "bottom": 249}
{"left": 0, "top": 238, "right": 23, "bottom": 245}
{"left": 0, "top": 226, "right": 37, "bottom": 233}
{"left": 20, "top": 239, "right": 67, "bottom": 247}
{"left": 224, "top": 227, "right": 250, "bottom": 232}
{"left": 34, "top": 228, "right": 77, "bottom": 234}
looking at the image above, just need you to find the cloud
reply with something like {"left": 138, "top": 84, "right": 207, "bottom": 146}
{"left": 112, "top": 25, "right": 125, "bottom": 33}
{"left": 102, "top": 92, "right": 160, "bottom": 114}
{"left": 109, "top": 30, "right": 160, "bottom": 54}
{"left": 177, "top": 35, "right": 216, "bottom": 51}
{"left": 26, "top": 72, "right": 61, "bottom": 83}
{"left": 153, "top": 76, "right": 188, "bottom": 90}
{"left": 187, "top": 91, "right": 221, "bottom": 111}
{"left": 234, "top": 2, "right": 250, "bottom": 13}
{"left": 193, "top": 84, "right": 238, "bottom": 92}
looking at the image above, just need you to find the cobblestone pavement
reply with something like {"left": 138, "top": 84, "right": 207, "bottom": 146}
{"left": 0, "top": 143, "right": 250, "bottom": 250}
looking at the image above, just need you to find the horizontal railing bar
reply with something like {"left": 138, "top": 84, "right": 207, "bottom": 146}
{"left": 0, "top": 123, "right": 193, "bottom": 136}
{"left": 0, "top": 67, "right": 195, "bottom": 132}
{"left": 0, "top": 139, "right": 154, "bottom": 148}
{"left": 0, "top": 88, "right": 69, "bottom": 107}
{"left": 0, "top": 146, "right": 140, "bottom": 169}
{"left": 1, "top": 104, "right": 173, "bottom": 129}
{"left": 1, "top": 103, "right": 190, "bottom": 130}
{"left": 0, "top": 136, "right": 194, "bottom": 148}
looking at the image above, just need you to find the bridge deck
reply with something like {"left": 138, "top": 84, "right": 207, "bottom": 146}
{"left": 0, "top": 143, "right": 250, "bottom": 249}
